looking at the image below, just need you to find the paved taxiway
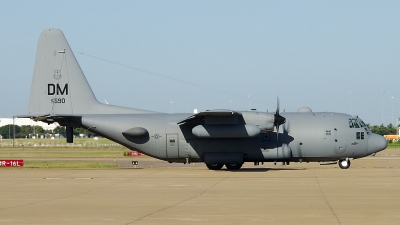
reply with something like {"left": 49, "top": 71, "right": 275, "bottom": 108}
{"left": 1, "top": 150, "right": 400, "bottom": 225}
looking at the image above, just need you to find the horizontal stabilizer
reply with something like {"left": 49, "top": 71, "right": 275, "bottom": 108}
{"left": 17, "top": 114, "right": 81, "bottom": 124}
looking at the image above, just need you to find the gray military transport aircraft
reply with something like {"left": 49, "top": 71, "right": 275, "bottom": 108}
{"left": 19, "top": 29, "right": 387, "bottom": 170}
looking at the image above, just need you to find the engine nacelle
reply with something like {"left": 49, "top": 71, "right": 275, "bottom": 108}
{"left": 262, "top": 143, "right": 292, "bottom": 159}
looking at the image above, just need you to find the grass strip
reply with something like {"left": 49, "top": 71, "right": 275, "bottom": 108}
{"left": 20, "top": 161, "right": 119, "bottom": 168}
{"left": 0, "top": 151, "right": 124, "bottom": 158}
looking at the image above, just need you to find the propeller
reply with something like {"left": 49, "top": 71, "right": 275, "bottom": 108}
{"left": 274, "top": 97, "right": 286, "bottom": 156}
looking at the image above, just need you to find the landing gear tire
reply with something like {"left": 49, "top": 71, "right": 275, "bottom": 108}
{"left": 225, "top": 163, "right": 243, "bottom": 170}
{"left": 206, "top": 163, "right": 224, "bottom": 170}
{"left": 338, "top": 159, "right": 351, "bottom": 169}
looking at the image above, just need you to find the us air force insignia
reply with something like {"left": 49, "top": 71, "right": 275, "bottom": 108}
{"left": 152, "top": 134, "right": 162, "bottom": 139}
{"left": 54, "top": 70, "right": 62, "bottom": 80}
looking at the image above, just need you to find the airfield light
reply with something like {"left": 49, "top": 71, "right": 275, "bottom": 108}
{"left": 391, "top": 96, "right": 395, "bottom": 125}
{"left": 381, "top": 89, "right": 385, "bottom": 125}
{"left": 12, "top": 116, "right": 15, "bottom": 148}
{"left": 349, "top": 91, "right": 352, "bottom": 115}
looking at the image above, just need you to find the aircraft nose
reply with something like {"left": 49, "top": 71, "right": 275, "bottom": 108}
{"left": 368, "top": 133, "right": 387, "bottom": 153}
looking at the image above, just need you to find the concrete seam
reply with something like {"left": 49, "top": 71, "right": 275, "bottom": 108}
{"left": 314, "top": 170, "right": 342, "bottom": 225}
{"left": 125, "top": 173, "right": 233, "bottom": 224}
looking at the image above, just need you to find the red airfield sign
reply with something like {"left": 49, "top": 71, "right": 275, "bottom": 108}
{"left": 0, "top": 160, "right": 24, "bottom": 167}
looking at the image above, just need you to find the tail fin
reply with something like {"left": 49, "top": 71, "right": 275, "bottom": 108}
{"left": 28, "top": 29, "right": 98, "bottom": 115}
{"left": 27, "top": 29, "right": 152, "bottom": 115}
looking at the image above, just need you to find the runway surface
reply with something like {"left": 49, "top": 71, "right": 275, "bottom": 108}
{"left": 1, "top": 150, "right": 400, "bottom": 225}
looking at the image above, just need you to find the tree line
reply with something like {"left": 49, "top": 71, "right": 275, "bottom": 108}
{"left": 0, "top": 125, "right": 95, "bottom": 139}
{"left": 368, "top": 124, "right": 398, "bottom": 136}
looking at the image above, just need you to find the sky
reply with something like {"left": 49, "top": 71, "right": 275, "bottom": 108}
{"left": 1, "top": 0, "right": 399, "bottom": 126}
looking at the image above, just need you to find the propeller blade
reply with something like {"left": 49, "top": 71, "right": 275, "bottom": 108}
{"left": 276, "top": 122, "right": 279, "bottom": 157}
{"left": 276, "top": 97, "right": 280, "bottom": 115}
{"left": 274, "top": 97, "right": 286, "bottom": 157}
{"left": 274, "top": 97, "right": 286, "bottom": 127}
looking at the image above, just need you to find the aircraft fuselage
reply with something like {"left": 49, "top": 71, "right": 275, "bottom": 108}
{"left": 71, "top": 111, "right": 385, "bottom": 165}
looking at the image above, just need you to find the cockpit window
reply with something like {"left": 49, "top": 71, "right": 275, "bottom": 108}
{"left": 348, "top": 119, "right": 354, "bottom": 128}
{"left": 358, "top": 119, "right": 366, "bottom": 127}
{"left": 348, "top": 119, "right": 360, "bottom": 128}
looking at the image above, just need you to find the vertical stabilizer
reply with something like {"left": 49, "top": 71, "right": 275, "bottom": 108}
{"left": 28, "top": 29, "right": 97, "bottom": 115}
{"left": 27, "top": 29, "right": 153, "bottom": 115}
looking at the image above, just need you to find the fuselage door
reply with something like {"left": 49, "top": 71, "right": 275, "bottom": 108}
{"left": 166, "top": 134, "right": 179, "bottom": 158}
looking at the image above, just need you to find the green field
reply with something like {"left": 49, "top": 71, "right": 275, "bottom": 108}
{"left": 0, "top": 138, "right": 128, "bottom": 157}
{"left": 0, "top": 138, "right": 130, "bottom": 168}
{"left": 385, "top": 142, "right": 400, "bottom": 149}
{"left": 22, "top": 161, "right": 118, "bottom": 168}
{"left": 0, "top": 137, "right": 126, "bottom": 149}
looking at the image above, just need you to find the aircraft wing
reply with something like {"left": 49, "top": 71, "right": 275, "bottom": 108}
{"left": 177, "top": 110, "right": 241, "bottom": 124}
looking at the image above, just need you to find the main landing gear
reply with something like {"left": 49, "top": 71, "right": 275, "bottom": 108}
{"left": 206, "top": 163, "right": 224, "bottom": 170}
{"left": 338, "top": 159, "right": 351, "bottom": 169}
{"left": 225, "top": 163, "right": 243, "bottom": 170}
{"left": 205, "top": 163, "right": 243, "bottom": 170}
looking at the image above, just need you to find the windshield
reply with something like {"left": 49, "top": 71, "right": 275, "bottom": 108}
{"left": 353, "top": 118, "right": 371, "bottom": 135}
{"left": 358, "top": 119, "right": 367, "bottom": 127}
{"left": 348, "top": 118, "right": 369, "bottom": 129}
{"left": 348, "top": 119, "right": 360, "bottom": 128}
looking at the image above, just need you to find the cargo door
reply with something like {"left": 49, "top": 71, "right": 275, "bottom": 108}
{"left": 166, "top": 134, "right": 179, "bottom": 158}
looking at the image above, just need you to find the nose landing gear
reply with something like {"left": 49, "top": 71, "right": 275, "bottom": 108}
{"left": 338, "top": 158, "right": 351, "bottom": 169}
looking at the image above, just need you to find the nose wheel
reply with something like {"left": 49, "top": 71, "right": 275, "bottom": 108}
{"left": 338, "top": 159, "right": 351, "bottom": 169}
